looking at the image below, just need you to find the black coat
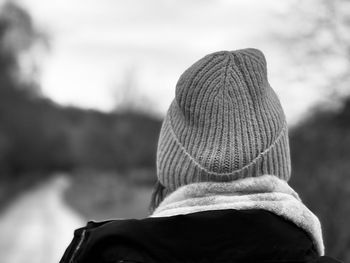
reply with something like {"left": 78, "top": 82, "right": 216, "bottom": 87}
{"left": 60, "top": 209, "right": 342, "bottom": 263}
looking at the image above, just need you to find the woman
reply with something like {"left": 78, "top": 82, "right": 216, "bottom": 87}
{"left": 60, "top": 49, "right": 342, "bottom": 263}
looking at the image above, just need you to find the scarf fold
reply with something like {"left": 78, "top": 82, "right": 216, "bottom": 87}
{"left": 151, "top": 175, "right": 324, "bottom": 256}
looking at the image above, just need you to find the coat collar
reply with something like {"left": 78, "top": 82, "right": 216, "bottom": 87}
{"left": 152, "top": 175, "right": 324, "bottom": 256}
{"left": 70, "top": 209, "right": 320, "bottom": 263}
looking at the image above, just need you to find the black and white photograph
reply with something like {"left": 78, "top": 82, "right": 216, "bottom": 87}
{"left": 0, "top": 0, "right": 349, "bottom": 262}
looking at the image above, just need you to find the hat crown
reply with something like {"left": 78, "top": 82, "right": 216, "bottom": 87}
{"left": 175, "top": 49, "right": 270, "bottom": 125}
{"left": 157, "top": 48, "right": 291, "bottom": 191}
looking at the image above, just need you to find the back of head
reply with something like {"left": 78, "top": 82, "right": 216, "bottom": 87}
{"left": 154, "top": 48, "right": 291, "bottom": 205}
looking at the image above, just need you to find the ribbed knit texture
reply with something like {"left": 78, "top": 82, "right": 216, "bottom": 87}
{"left": 157, "top": 48, "right": 291, "bottom": 191}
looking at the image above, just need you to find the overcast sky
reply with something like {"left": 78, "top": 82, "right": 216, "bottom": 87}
{"left": 12, "top": 0, "right": 323, "bottom": 124}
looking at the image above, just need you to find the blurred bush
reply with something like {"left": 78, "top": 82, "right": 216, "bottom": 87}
{"left": 290, "top": 99, "right": 350, "bottom": 260}
{"left": 65, "top": 170, "right": 153, "bottom": 220}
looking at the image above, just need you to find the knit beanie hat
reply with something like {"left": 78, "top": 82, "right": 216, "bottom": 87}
{"left": 156, "top": 48, "right": 291, "bottom": 192}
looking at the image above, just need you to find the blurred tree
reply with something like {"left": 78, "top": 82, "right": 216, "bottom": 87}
{"left": 112, "top": 112, "right": 161, "bottom": 169}
{"left": 114, "top": 68, "right": 139, "bottom": 112}
{"left": 0, "top": 1, "right": 40, "bottom": 175}
{"left": 0, "top": 1, "right": 47, "bottom": 95}
{"left": 290, "top": 100, "right": 350, "bottom": 260}
{"left": 272, "top": 0, "right": 350, "bottom": 260}
{"left": 273, "top": 0, "right": 350, "bottom": 106}
{"left": 0, "top": 1, "right": 161, "bottom": 185}
{"left": 0, "top": 2, "right": 72, "bottom": 176}
{"left": 113, "top": 67, "right": 157, "bottom": 115}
